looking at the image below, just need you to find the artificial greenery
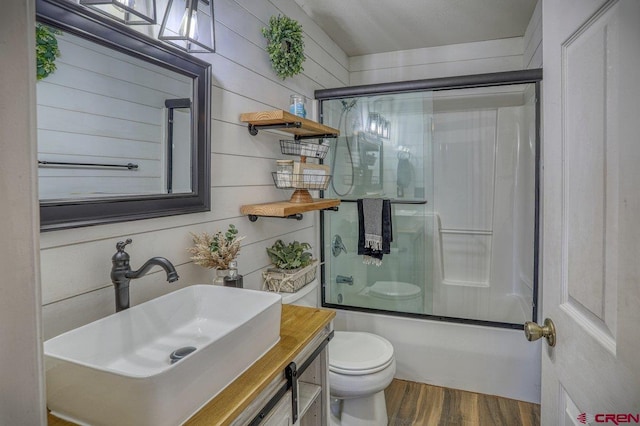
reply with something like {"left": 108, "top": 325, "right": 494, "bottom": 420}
{"left": 261, "top": 15, "right": 305, "bottom": 80}
{"left": 36, "top": 23, "right": 61, "bottom": 81}
{"left": 266, "top": 239, "right": 313, "bottom": 270}
{"left": 210, "top": 224, "right": 239, "bottom": 253}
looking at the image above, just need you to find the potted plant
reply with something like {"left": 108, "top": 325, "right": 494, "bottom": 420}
{"left": 188, "top": 224, "right": 245, "bottom": 284}
{"left": 263, "top": 239, "right": 318, "bottom": 293}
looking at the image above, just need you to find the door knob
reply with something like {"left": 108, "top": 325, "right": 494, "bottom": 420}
{"left": 524, "top": 318, "right": 556, "bottom": 347}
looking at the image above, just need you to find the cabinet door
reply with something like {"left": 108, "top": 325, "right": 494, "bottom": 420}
{"left": 262, "top": 390, "right": 293, "bottom": 426}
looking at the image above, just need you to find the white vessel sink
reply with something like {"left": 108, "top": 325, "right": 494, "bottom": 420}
{"left": 45, "top": 285, "right": 282, "bottom": 426}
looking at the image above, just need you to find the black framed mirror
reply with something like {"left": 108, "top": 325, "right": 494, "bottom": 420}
{"left": 36, "top": 0, "right": 211, "bottom": 231}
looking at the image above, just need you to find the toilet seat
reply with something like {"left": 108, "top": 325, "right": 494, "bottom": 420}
{"left": 329, "top": 331, "right": 394, "bottom": 376}
{"left": 368, "top": 281, "right": 421, "bottom": 300}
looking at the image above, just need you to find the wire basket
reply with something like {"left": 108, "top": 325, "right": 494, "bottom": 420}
{"left": 272, "top": 172, "right": 332, "bottom": 190}
{"left": 280, "top": 140, "right": 330, "bottom": 159}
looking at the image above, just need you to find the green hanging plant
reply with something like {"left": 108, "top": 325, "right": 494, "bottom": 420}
{"left": 261, "top": 15, "right": 305, "bottom": 80}
{"left": 36, "top": 23, "right": 62, "bottom": 81}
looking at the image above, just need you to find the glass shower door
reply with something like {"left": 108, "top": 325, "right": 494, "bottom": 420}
{"left": 320, "top": 78, "right": 539, "bottom": 327}
{"left": 321, "top": 92, "right": 434, "bottom": 315}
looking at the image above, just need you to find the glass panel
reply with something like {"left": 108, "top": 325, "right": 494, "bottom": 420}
{"left": 323, "top": 92, "right": 431, "bottom": 202}
{"left": 323, "top": 92, "right": 434, "bottom": 316}
{"left": 322, "top": 83, "right": 537, "bottom": 325}
{"left": 324, "top": 202, "right": 433, "bottom": 314}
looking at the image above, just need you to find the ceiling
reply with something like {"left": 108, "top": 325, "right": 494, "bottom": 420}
{"left": 294, "top": 0, "right": 538, "bottom": 57}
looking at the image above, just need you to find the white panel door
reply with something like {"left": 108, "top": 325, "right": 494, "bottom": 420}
{"left": 541, "top": 0, "right": 640, "bottom": 424}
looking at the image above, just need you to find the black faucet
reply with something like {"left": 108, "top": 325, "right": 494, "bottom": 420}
{"left": 110, "top": 239, "right": 179, "bottom": 312}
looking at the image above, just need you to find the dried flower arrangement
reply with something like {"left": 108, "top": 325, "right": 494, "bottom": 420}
{"left": 187, "top": 224, "right": 245, "bottom": 270}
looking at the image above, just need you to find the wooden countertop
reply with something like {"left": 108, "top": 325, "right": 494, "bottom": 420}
{"left": 48, "top": 304, "right": 335, "bottom": 426}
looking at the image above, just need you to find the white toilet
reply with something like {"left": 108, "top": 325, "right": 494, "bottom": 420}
{"left": 278, "top": 279, "right": 396, "bottom": 426}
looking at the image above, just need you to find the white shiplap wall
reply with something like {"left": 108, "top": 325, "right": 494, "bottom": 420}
{"left": 349, "top": 37, "right": 524, "bottom": 86}
{"left": 40, "top": 0, "right": 348, "bottom": 340}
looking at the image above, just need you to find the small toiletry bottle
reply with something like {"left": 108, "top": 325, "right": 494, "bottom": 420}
{"left": 289, "top": 94, "right": 306, "bottom": 118}
{"left": 224, "top": 260, "right": 243, "bottom": 288}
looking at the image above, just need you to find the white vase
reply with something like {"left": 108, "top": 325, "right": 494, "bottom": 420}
{"left": 213, "top": 269, "right": 229, "bottom": 286}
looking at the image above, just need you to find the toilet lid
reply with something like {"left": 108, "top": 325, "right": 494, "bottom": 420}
{"left": 369, "top": 281, "right": 421, "bottom": 300}
{"left": 329, "top": 331, "right": 394, "bottom": 376}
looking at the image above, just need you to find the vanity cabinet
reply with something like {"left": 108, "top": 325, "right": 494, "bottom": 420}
{"left": 261, "top": 391, "right": 293, "bottom": 426}
{"left": 232, "top": 318, "right": 332, "bottom": 426}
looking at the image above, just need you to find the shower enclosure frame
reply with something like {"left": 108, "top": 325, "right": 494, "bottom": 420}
{"left": 316, "top": 69, "right": 542, "bottom": 330}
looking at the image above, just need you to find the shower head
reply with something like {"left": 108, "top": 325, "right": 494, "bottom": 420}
{"left": 340, "top": 99, "right": 358, "bottom": 111}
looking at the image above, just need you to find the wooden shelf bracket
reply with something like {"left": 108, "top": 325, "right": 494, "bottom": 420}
{"left": 247, "top": 122, "right": 302, "bottom": 136}
{"left": 247, "top": 122, "right": 338, "bottom": 140}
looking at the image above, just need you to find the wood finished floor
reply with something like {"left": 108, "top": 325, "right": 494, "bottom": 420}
{"left": 385, "top": 379, "right": 540, "bottom": 426}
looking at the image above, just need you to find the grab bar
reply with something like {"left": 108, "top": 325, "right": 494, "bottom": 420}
{"left": 440, "top": 228, "right": 492, "bottom": 236}
{"left": 38, "top": 160, "right": 139, "bottom": 170}
{"left": 338, "top": 199, "right": 428, "bottom": 204}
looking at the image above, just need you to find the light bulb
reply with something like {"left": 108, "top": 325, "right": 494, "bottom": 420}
{"left": 368, "top": 113, "right": 379, "bottom": 134}
{"left": 179, "top": 5, "right": 199, "bottom": 40}
{"left": 382, "top": 121, "right": 389, "bottom": 139}
{"left": 376, "top": 115, "right": 384, "bottom": 136}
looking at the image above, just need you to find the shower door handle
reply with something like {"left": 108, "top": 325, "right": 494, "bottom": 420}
{"left": 523, "top": 318, "right": 556, "bottom": 347}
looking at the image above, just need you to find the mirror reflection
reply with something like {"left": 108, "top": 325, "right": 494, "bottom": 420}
{"left": 36, "top": 28, "right": 193, "bottom": 201}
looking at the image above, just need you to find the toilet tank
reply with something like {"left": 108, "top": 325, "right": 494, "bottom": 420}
{"left": 279, "top": 279, "right": 320, "bottom": 307}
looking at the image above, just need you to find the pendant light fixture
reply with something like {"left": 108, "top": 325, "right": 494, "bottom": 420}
{"left": 159, "top": 0, "right": 215, "bottom": 53}
{"left": 80, "top": 0, "right": 157, "bottom": 25}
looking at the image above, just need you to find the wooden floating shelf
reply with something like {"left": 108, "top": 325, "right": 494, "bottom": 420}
{"left": 240, "top": 199, "right": 340, "bottom": 221}
{"left": 240, "top": 110, "right": 340, "bottom": 139}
